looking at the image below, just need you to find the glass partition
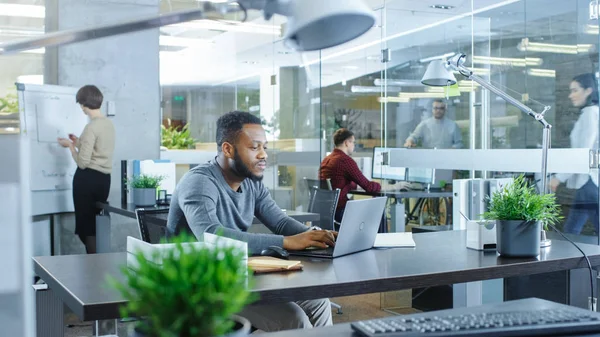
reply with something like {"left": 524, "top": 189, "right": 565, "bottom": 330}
{"left": 475, "top": 0, "right": 600, "bottom": 242}
{"left": 159, "top": 12, "right": 324, "bottom": 211}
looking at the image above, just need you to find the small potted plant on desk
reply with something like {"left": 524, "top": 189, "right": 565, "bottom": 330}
{"left": 110, "top": 234, "right": 255, "bottom": 337}
{"left": 128, "top": 174, "right": 164, "bottom": 207}
{"left": 482, "top": 175, "right": 562, "bottom": 257}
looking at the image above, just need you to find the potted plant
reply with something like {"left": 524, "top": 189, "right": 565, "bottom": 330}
{"left": 110, "top": 233, "right": 255, "bottom": 337}
{"left": 128, "top": 174, "right": 164, "bottom": 206}
{"left": 0, "top": 91, "right": 19, "bottom": 113}
{"left": 0, "top": 90, "right": 19, "bottom": 134}
{"left": 482, "top": 175, "right": 562, "bottom": 257}
{"left": 161, "top": 118, "right": 197, "bottom": 150}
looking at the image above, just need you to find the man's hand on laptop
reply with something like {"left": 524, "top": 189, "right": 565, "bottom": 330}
{"left": 283, "top": 230, "right": 338, "bottom": 251}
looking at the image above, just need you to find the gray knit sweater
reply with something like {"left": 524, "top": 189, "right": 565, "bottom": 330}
{"left": 166, "top": 161, "right": 308, "bottom": 254}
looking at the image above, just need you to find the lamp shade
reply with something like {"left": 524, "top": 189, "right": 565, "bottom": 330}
{"left": 421, "top": 60, "right": 457, "bottom": 86}
{"left": 284, "top": 0, "right": 375, "bottom": 51}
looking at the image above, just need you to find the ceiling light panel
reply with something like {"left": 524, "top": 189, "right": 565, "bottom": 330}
{"left": 585, "top": 24, "right": 599, "bottom": 35}
{"left": 0, "top": 4, "right": 45, "bottom": 19}
{"left": 378, "top": 97, "right": 410, "bottom": 103}
{"left": 527, "top": 68, "right": 556, "bottom": 78}
{"left": 517, "top": 38, "right": 594, "bottom": 55}
{"left": 472, "top": 56, "right": 543, "bottom": 67}
{"left": 0, "top": 28, "right": 44, "bottom": 37}
{"left": 171, "top": 20, "right": 281, "bottom": 36}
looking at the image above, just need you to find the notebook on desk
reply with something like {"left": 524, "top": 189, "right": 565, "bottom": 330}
{"left": 373, "top": 232, "right": 416, "bottom": 248}
{"left": 290, "top": 197, "right": 388, "bottom": 259}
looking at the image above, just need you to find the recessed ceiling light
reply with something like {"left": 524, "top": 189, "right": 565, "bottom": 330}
{"left": 430, "top": 4, "right": 455, "bottom": 10}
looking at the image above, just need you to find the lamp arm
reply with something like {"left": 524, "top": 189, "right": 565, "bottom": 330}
{"left": 448, "top": 55, "right": 552, "bottom": 194}
{"left": 0, "top": 3, "right": 230, "bottom": 55}
{"left": 452, "top": 64, "right": 551, "bottom": 129}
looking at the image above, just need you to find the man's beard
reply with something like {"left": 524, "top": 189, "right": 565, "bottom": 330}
{"left": 232, "top": 149, "right": 264, "bottom": 182}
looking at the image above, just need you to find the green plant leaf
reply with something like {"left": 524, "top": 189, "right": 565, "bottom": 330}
{"left": 127, "top": 174, "right": 165, "bottom": 189}
{"left": 0, "top": 90, "right": 19, "bottom": 114}
{"left": 481, "top": 174, "right": 562, "bottom": 230}
{"left": 108, "top": 233, "right": 256, "bottom": 337}
{"left": 161, "top": 121, "right": 197, "bottom": 150}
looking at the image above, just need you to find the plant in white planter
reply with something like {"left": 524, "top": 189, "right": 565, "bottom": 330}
{"left": 482, "top": 175, "right": 562, "bottom": 257}
{"left": 128, "top": 174, "right": 165, "bottom": 206}
{"left": 110, "top": 233, "right": 256, "bottom": 337}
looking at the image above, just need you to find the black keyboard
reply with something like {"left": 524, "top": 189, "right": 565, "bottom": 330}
{"left": 351, "top": 308, "right": 600, "bottom": 337}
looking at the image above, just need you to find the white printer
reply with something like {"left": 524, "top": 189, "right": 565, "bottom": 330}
{"left": 466, "top": 220, "right": 497, "bottom": 251}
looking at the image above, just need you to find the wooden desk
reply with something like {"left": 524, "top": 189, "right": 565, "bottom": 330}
{"left": 34, "top": 230, "right": 600, "bottom": 336}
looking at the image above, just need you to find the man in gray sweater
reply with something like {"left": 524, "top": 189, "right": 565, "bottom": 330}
{"left": 167, "top": 111, "right": 336, "bottom": 331}
{"left": 404, "top": 99, "right": 463, "bottom": 149}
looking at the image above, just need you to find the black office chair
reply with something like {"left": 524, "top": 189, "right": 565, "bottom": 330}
{"left": 306, "top": 187, "right": 343, "bottom": 315}
{"left": 303, "top": 177, "right": 333, "bottom": 191}
{"left": 303, "top": 177, "right": 333, "bottom": 212}
{"left": 308, "top": 187, "right": 341, "bottom": 231}
{"left": 135, "top": 208, "right": 171, "bottom": 244}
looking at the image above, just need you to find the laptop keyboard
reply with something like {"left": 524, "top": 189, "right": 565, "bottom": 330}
{"left": 303, "top": 247, "right": 335, "bottom": 256}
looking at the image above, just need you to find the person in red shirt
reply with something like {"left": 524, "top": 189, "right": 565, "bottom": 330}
{"left": 319, "top": 128, "right": 382, "bottom": 222}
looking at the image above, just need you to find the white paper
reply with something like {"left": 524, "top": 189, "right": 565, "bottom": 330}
{"left": 373, "top": 232, "right": 416, "bottom": 248}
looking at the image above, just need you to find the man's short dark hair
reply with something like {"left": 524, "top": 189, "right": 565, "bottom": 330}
{"left": 76, "top": 85, "right": 103, "bottom": 109}
{"left": 216, "top": 111, "right": 262, "bottom": 152}
{"left": 432, "top": 98, "right": 446, "bottom": 106}
{"left": 333, "top": 128, "right": 354, "bottom": 147}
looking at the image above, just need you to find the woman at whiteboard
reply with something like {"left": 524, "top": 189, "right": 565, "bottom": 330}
{"left": 57, "top": 85, "right": 115, "bottom": 254}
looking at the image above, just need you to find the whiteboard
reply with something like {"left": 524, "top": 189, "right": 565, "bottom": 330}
{"left": 18, "top": 83, "right": 88, "bottom": 192}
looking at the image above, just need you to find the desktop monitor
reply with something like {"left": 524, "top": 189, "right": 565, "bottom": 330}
{"left": 407, "top": 168, "right": 434, "bottom": 184}
{"left": 406, "top": 168, "right": 453, "bottom": 185}
{"left": 372, "top": 147, "right": 406, "bottom": 181}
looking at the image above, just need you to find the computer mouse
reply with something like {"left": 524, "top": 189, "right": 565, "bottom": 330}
{"left": 260, "top": 246, "right": 289, "bottom": 260}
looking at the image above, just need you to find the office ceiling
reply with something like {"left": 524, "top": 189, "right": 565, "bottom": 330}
{"left": 0, "top": 0, "right": 594, "bottom": 87}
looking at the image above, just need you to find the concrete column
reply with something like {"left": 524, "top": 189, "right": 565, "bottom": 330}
{"left": 278, "top": 67, "right": 319, "bottom": 139}
{"left": 44, "top": 0, "right": 161, "bottom": 253}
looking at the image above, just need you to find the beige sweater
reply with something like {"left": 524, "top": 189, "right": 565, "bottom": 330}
{"left": 74, "top": 117, "right": 115, "bottom": 174}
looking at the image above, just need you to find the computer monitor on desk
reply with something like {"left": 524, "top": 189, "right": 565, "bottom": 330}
{"left": 372, "top": 147, "right": 406, "bottom": 181}
{"left": 407, "top": 168, "right": 433, "bottom": 184}
{"left": 407, "top": 168, "right": 453, "bottom": 188}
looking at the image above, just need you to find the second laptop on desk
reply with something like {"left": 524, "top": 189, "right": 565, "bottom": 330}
{"left": 290, "top": 197, "right": 388, "bottom": 259}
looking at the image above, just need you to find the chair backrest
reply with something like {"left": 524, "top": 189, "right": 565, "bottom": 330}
{"left": 135, "top": 208, "right": 171, "bottom": 244}
{"left": 307, "top": 187, "right": 340, "bottom": 230}
{"left": 303, "top": 177, "right": 332, "bottom": 192}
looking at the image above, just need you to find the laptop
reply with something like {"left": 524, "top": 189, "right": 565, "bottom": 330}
{"left": 290, "top": 197, "right": 388, "bottom": 259}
